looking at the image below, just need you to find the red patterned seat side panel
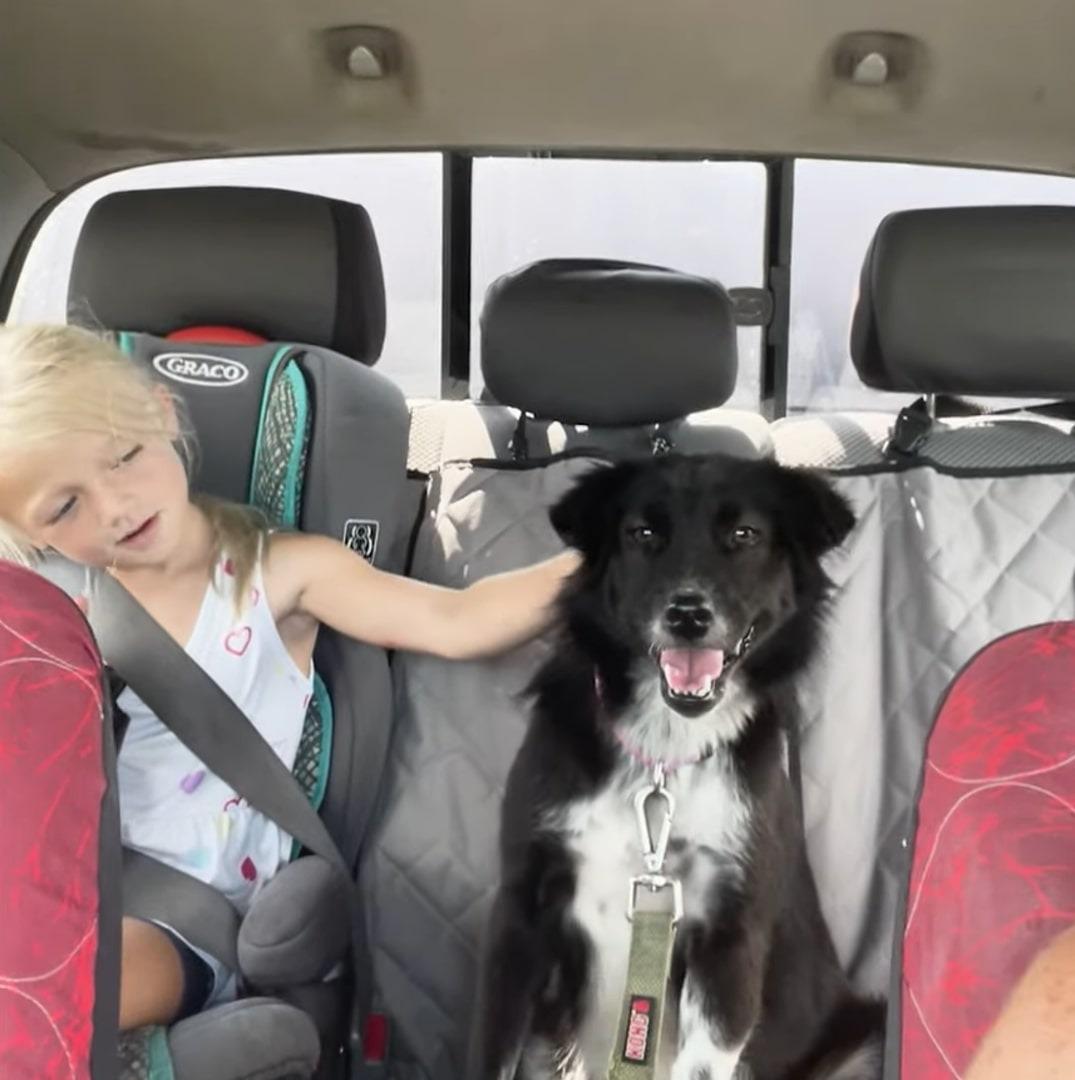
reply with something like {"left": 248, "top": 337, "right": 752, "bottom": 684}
{"left": 0, "top": 564, "right": 109, "bottom": 1080}
{"left": 900, "top": 622, "right": 1075, "bottom": 1078}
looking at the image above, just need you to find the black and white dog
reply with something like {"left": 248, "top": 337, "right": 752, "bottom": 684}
{"left": 473, "top": 454, "right": 883, "bottom": 1080}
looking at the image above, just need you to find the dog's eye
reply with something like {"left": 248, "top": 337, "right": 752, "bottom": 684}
{"left": 729, "top": 525, "right": 761, "bottom": 548}
{"left": 628, "top": 524, "right": 657, "bottom": 545}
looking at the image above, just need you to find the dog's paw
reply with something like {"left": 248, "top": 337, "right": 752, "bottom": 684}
{"left": 670, "top": 1044, "right": 745, "bottom": 1080}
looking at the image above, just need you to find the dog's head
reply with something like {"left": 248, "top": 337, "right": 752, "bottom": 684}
{"left": 551, "top": 454, "right": 854, "bottom": 723}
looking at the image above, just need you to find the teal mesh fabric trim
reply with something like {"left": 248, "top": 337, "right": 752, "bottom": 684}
{"left": 310, "top": 673, "right": 333, "bottom": 813}
{"left": 281, "top": 362, "right": 310, "bottom": 527}
{"left": 249, "top": 346, "right": 293, "bottom": 515}
{"left": 289, "top": 673, "right": 334, "bottom": 860}
{"left": 292, "top": 679, "right": 327, "bottom": 807}
{"left": 250, "top": 352, "right": 311, "bottom": 529}
{"left": 246, "top": 350, "right": 329, "bottom": 832}
{"left": 118, "top": 1025, "right": 174, "bottom": 1080}
{"left": 147, "top": 1026, "right": 174, "bottom": 1080}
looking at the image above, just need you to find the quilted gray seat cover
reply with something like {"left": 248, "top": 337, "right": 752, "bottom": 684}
{"left": 775, "top": 414, "right": 1075, "bottom": 998}
{"left": 363, "top": 409, "right": 1075, "bottom": 1078}
{"left": 362, "top": 457, "right": 601, "bottom": 1078}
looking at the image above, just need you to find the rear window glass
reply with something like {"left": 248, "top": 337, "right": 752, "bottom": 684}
{"left": 9, "top": 152, "right": 444, "bottom": 398}
{"left": 789, "top": 159, "right": 1075, "bottom": 413}
{"left": 470, "top": 157, "right": 768, "bottom": 409}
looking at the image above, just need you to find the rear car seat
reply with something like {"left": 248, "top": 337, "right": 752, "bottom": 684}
{"left": 0, "top": 563, "right": 121, "bottom": 1080}
{"left": 362, "top": 258, "right": 770, "bottom": 1079}
{"left": 60, "top": 185, "right": 414, "bottom": 1078}
{"left": 770, "top": 205, "right": 1075, "bottom": 1007}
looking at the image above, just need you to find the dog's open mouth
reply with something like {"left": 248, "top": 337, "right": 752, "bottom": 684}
{"left": 657, "top": 647, "right": 726, "bottom": 713}
{"left": 655, "top": 625, "right": 755, "bottom": 715}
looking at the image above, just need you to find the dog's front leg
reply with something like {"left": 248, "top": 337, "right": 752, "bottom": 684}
{"left": 469, "top": 890, "right": 548, "bottom": 1080}
{"left": 670, "top": 927, "right": 765, "bottom": 1080}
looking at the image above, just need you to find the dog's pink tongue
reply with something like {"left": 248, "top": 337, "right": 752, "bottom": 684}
{"left": 659, "top": 648, "right": 724, "bottom": 694}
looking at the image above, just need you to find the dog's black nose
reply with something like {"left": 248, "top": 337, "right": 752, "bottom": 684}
{"left": 665, "top": 592, "right": 714, "bottom": 640}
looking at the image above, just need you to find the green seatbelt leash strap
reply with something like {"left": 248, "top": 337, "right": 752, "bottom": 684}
{"left": 608, "top": 907, "right": 678, "bottom": 1078}
{"left": 607, "top": 764, "right": 683, "bottom": 1079}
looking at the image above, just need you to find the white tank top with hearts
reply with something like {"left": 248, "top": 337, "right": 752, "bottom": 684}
{"left": 114, "top": 554, "right": 313, "bottom": 915}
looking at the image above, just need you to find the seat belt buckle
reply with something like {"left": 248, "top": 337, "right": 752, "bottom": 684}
{"left": 350, "top": 1006, "right": 388, "bottom": 1067}
{"left": 361, "top": 1013, "right": 389, "bottom": 1066}
{"left": 627, "top": 874, "right": 683, "bottom": 925}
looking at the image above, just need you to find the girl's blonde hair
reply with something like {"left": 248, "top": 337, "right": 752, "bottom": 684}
{"left": 0, "top": 323, "right": 265, "bottom": 609}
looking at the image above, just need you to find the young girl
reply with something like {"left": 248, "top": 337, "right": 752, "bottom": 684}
{"left": 0, "top": 323, "right": 579, "bottom": 1032}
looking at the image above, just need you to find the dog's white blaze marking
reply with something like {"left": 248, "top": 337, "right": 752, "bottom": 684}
{"left": 670, "top": 980, "right": 748, "bottom": 1080}
{"left": 554, "top": 737, "right": 751, "bottom": 1078}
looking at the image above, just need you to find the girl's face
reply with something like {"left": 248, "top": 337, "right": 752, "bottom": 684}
{"left": 0, "top": 430, "right": 194, "bottom": 570}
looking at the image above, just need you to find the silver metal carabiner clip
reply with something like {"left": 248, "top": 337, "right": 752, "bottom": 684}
{"left": 633, "top": 764, "right": 676, "bottom": 876}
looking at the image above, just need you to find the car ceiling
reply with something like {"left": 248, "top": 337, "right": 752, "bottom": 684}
{"left": 1, "top": 0, "right": 1074, "bottom": 193}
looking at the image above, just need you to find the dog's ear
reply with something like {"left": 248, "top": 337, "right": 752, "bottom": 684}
{"left": 773, "top": 467, "right": 856, "bottom": 559}
{"left": 549, "top": 462, "right": 641, "bottom": 559}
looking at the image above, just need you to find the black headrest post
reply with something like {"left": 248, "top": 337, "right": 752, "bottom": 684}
{"left": 510, "top": 412, "right": 530, "bottom": 463}
{"left": 650, "top": 425, "right": 674, "bottom": 456}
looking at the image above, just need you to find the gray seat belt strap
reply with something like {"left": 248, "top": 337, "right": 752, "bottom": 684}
{"left": 89, "top": 568, "right": 380, "bottom": 1072}
{"left": 87, "top": 569, "right": 348, "bottom": 876}
{"left": 122, "top": 849, "right": 241, "bottom": 971}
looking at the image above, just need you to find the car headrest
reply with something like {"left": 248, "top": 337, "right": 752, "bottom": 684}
{"left": 67, "top": 186, "right": 386, "bottom": 364}
{"left": 851, "top": 205, "right": 1075, "bottom": 397}
{"left": 480, "top": 259, "right": 737, "bottom": 426}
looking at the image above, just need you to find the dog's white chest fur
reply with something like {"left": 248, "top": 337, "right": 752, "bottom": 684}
{"left": 557, "top": 752, "right": 750, "bottom": 1076}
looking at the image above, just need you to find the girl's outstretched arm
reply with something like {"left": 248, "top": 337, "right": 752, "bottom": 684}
{"left": 270, "top": 533, "right": 580, "bottom": 660}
